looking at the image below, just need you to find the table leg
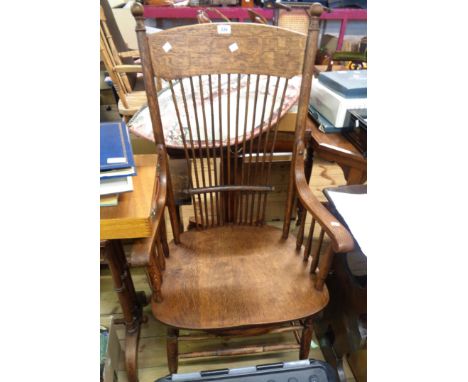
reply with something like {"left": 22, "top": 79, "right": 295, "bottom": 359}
{"left": 104, "top": 240, "right": 147, "bottom": 382}
{"left": 341, "top": 166, "right": 366, "bottom": 185}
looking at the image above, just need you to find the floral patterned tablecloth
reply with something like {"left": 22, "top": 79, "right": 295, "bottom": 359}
{"left": 128, "top": 74, "right": 301, "bottom": 149}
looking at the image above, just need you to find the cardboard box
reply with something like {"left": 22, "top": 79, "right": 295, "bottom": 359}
{"left": 112, "top": 7, "right": 138, "bottom": 51}
{"left": 130, "top": 135, "right": 157, "bottom": 155}
{"left": 278, "top": 104, "right": 298, "bottom": 133}
{"left": 242, "top": 156, "right": 295, "bottom": 222}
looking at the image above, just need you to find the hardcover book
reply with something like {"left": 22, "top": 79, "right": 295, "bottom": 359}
{"left": 100, "top": 121, "right": 135, "bottom": 172}
{"left": 100, "top": 194, "right": 119, "bottom": 207}
{"left": 100, "top": 176, "right": 133, "bottom": 196}
{"left": 100, "top": 166, "right": 136, "bottom": 179}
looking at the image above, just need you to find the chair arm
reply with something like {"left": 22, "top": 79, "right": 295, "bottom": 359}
{"left": 119, "top": 50, "right": 140, "bottom": 59}
{"left": 294, "top": 140, "right": 354, "bottom": 254}
{"left": 114, "top": 64, "right": 142, "bottom": 73}
{"left": 129, "top": 145, "right": 168, "bottom": 266}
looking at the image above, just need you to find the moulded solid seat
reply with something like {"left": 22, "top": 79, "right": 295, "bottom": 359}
{"left": 118, "top": 90, "right": 147, "bottom": 116}
{"left": 152, "top": 225, "right": 329, "bottom": 330}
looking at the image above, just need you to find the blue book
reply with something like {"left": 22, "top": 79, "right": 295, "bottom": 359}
{"left": 318, "top": 70, "right": 367, "bottom": 99}
{"left": 100, "top": 121, "right": 136, "bottom": 175}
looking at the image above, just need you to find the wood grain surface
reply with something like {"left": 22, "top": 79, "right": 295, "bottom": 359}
{"left": 100, "top": 154, "right": 158, "bottom": 240}
{"left": 117, "top": 90, "right": 147, "bottom": 116}
{"left": 152, "top": 225, "right": 329, "bottom": 330}
{"left": 308, "top": 117, "right": 366, "bottom": 167}
{"left": 146, "top": 23, "right": 306, "bottom": 80}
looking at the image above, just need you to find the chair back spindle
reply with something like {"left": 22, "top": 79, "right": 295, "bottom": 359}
{"left": 132, "top": 3, "right": 318, "bottom": 229}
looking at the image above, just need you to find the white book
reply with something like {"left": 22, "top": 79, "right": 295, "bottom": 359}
{"left": 100, "top": 166, "right": 136, "bottom": 179}
{"left": 100, "top": 176, "right": 133, "bottom": 196}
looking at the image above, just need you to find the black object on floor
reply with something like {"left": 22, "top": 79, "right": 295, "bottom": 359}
{"left": 155, "top": 359, "right": 337, "bottom": 382}
{"left": 342, "top": 109, "right": 367, "bottom": 158}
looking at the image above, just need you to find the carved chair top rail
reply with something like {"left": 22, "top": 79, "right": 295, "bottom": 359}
{"left": 145, "top": 23, "right": 307, "bottom": 80}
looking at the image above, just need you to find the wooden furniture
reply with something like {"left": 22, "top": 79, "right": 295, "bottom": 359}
{"left": 101, "top": 155, "right": 158, "bottom": 240}
{"left": 196, "top": 7, "right": 231, "bottom": 23}
{"left": 142, "top": 5, "right": 367, "bottom": 50}
{"left": 247, "top": 8, "right": 269, "bottom": 24}
{"left": 100, "top": 5, "right": 146, "bottom": 119}
{"left": 131, "top": 2, "right": 354, "bottom": 374}
{"left": 143, "top": 6, "right": 274, "bottom": 23}
{"left": 275, "top": 114, "right": 366, "bottom": 187}
{"left": 314, "top": 184, "right": 367, "bottom": 382}
{"left": 100, "top": 5, "right": 164, "bottom": 120}
{"left": 307, "top": 117, "right": 366, "bottom": 185}
{"left": 100, "top": 152, "right": 179, "bottom": 382}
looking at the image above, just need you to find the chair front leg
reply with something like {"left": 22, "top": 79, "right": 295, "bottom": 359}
{"left": 167, "top": 327, "right": 179, "bottom": 373}
{"left": 299, "top": 317, "right": 314, "bottom": 359}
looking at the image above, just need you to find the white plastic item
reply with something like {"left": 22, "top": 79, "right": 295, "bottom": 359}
{"left": 309, "top": 78, "right": 367, "bottom": 128}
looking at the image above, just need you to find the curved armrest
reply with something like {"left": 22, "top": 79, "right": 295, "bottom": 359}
{"left": 129, "top": 145, "right": 168, "bottom": 266}
{"left": 149, "top": 144, "right": 168, "bottom": 241}
{"left": 294, "top": 140, "right": 354, "bottom": 254}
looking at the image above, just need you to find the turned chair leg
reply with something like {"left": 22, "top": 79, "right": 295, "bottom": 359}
{"left": 167, "top": 327, "right": 179, "bottom": 374}
{"left": 299, "top": 317, "right": 314, "bottom": 359}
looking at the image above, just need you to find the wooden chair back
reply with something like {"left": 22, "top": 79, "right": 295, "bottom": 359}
{"left": 101, "top": 5, "right": 159, "bottom": 118}
{"left": 247, "top": 9, "right": 269, "bottom": 24}
{"left": 100, "top": 5, "right": 139, "bottom": 114}
{"left": 131, "top": 2, "right": 324, "bottom": 232}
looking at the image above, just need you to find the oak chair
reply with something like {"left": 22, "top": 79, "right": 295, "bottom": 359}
{"left": 247, "top": 8, "right": 269, "bottom": 24}
{"left": 131, "top": 1, "right": 354, "bottom": 373}
{"left": 100, "top": 5, "right": 163, "bottom": 120}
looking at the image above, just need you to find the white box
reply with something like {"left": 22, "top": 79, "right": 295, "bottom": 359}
{"left": 309, "top": 78, "right": 367, "bottom": 128}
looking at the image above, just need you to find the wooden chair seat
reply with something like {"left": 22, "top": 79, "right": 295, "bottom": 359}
{"left": 152, "top": 225, "right": 329, "bottom": 330}
{"left": 118, "top": 90, "right": 147, "bottom": 116}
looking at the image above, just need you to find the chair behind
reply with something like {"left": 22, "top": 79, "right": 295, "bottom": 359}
{"left": 100, "top": 5, "right": 164, "bottom": 119}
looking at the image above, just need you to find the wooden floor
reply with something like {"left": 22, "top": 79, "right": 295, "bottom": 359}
{"left": 100, "top": 157, "right": 359, "bottom": 382}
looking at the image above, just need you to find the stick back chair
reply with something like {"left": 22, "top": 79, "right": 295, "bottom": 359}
{"left": 100, "top": 5, "right": 163, "bottom": 119}
{"left": 131, "top": 1, "right": 354, "bottom": 373}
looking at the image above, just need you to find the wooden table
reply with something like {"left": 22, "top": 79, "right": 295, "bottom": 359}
{"left": 306, "top": 117, "right": 367, "bottom": 185}
{"left": 100, "top": 154, "right": 158, "bottom": 382}
{"left": 101, "top": 155, "right": 158, "bottom": 240}
{"left": 277, "top": 114, "right": 367, "bottom": 186}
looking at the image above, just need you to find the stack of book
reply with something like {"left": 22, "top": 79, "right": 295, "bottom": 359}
{"left": 100, "top": 121, "right": 136, "bottom": 207}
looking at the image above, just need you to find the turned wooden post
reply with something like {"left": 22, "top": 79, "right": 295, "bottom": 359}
{"left": 131, "top": 1, "right": 181, "bottom": 244}
{"left": 167, "top": 327, "right": 179, "bottom": 373}
{"left": 299, "top": 317, "right": 314, "bottom": 359}
{"left": 283, "top": 3, "right": 324, "bottom": 239}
